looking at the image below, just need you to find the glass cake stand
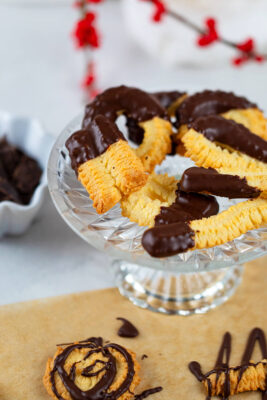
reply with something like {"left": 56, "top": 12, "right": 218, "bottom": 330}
{"left": 47, "top": 115, "right": 267, "bottom": 315}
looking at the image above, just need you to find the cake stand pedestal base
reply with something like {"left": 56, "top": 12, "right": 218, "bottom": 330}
{"left": 113, "top": 261, "right": 243, "bottom": 315}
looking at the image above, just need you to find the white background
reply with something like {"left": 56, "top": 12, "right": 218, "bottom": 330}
{"left": 0, "top": 0, "right": 267, "bottom": 305}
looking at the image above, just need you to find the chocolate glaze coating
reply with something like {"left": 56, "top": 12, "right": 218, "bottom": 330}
{"left": 126, "top": 117, "right": 145, "bottom": 145}
{"left": 127, "top": 91, "right": 185, "bottom": 144}
{"left": 143, "top": 185, "right": 219, "bottom": 257}
{"left": 155, "top": 185, "right": 219, "bottom": 226}
{"left": 152, "top": 91, "right": 185, "bottom": 109}
{"left": 68, "top": 85, "right": 167, "bottom": 161}
{"left": 176, "top": 90, "right": 257, "bottom": 126}
{"left": 191, "top": 115, "right": 267, "bottom": 163}
{"left": 142, "top": 222, "right": 195, "bottom": 258}
{"left": 180, "top": 167, "right": 261, "bottom": 199}
{"left": 66, "top": 115, "right": 125, "bottom": 172}
{"left": 83, "top": 85, "right": 166, "bottom": 129}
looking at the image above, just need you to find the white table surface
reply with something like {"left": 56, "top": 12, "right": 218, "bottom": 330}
{"left": 0, "top": 0, "right": 267, "bottom": 305}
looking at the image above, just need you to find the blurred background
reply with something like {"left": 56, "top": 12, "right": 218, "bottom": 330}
{"left": 1, "top": 0, "right": 267, "bottom": 135}
{"left": 0, "top": 0, "right": 267, "bottom": 304}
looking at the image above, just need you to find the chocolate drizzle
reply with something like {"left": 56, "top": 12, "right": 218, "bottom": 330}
{"left": 242, "top": 327, "right": 267, "bottom": 364}
{"left": 66, "top": 115, "right": 125, "bottom": 171}
{"left": 134, "top": 387, "right": 163, "bottom": 400}
{"left": 180, "top": 167, "right": 261, "bottom": 199}
{"left": 142, "top": 186, "right": 219, "bottom": 257}
{"left": 50, "top": 337, "right": 136, "bottom": 400}
{"left": 191, "top": 115, "right": 267, "bottom": 163}
{"left": 189, "top": 328, "right": 267, "bottom": 400}
{"left": 176, "top": 90, "right": 256, "bottom": 126}
{"left": 117, "top": 318, "right": 139, "bottom": 338}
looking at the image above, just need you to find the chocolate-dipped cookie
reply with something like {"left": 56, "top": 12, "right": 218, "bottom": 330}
{"left": 189, "top": 328, "right": 267, "bottom": 399}
{"left": 178, "top": 116, "right": 267, "bottom": 198}
{"left": 174, "top": 89, "right": 267, "bottom": 147}
{"left": 66, "top": 115, "right": 148, "bottom": 214}
{"left": 66, "top": 86, "right": 175, "bottom": 213}
{"left": 82, "top": 85, "right": 173, "bottom": 173}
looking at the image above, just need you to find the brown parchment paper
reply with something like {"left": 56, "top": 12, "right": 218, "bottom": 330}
{"left": 0, "top": 257, "right": 266, "bottom": 400}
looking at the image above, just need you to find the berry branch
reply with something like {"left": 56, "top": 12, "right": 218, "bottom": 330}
{"left": 72, "top": 0, "right": 266, "bottom": 97}
{"left": 73, "top": 0, "right": 103, "bottom": 99}
{"left": 142, "top": 0, "right": 266, "bottom": 66}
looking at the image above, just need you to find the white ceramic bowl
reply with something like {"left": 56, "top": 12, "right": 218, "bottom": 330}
{"left": 0, "top": 111, "right": 54, "bottom": 237}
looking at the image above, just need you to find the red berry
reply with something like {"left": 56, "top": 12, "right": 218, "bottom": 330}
{"left": 232, "top": 55, "right": 249, "bottom": 66}
{"left": 237, "top": 38, "right": 254, "bottom": 53}
{"left": 255, "top": 55, "right": 265, "bottom": 63}
{"left": 152, "top": 0, "right": 166, "bottom": 22}
{"left": 73, "top": 12, "right": 100, "bottom": 48}
{"left": 140, "top": 0, "right": 166, "bottom": 22}
{"left": 197, "top": 16, "right": 218, "bottom": 47}
{"left": 205, "top": 18, "right": 216, "bottom": 29}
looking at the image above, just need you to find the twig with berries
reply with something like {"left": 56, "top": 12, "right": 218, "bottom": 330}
{"left": 142, "top": 0, "right": 266, "bottom": 66}
{"left": 73, "top": 0, "right": 103, "bottom": 99}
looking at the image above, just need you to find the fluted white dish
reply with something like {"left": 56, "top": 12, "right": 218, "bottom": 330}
{"left": 0, "top": 111, "right": 54, "bottom": 236}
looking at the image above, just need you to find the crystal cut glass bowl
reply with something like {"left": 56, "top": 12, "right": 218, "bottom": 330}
{"left": 47, "top": 115, "right": 267, "bottom": 315}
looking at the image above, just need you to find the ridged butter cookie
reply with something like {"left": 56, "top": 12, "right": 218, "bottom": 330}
{"left": 43, "top": 337, "right": 140, "bottom": 400}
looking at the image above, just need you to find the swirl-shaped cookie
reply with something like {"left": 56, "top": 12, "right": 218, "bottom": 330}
{"left": 43, "top": 337, "right": 140, "bottom": 400}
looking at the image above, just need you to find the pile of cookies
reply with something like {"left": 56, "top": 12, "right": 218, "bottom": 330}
{"left": 65, "top": 86, "right": 267, "bottom": 258}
